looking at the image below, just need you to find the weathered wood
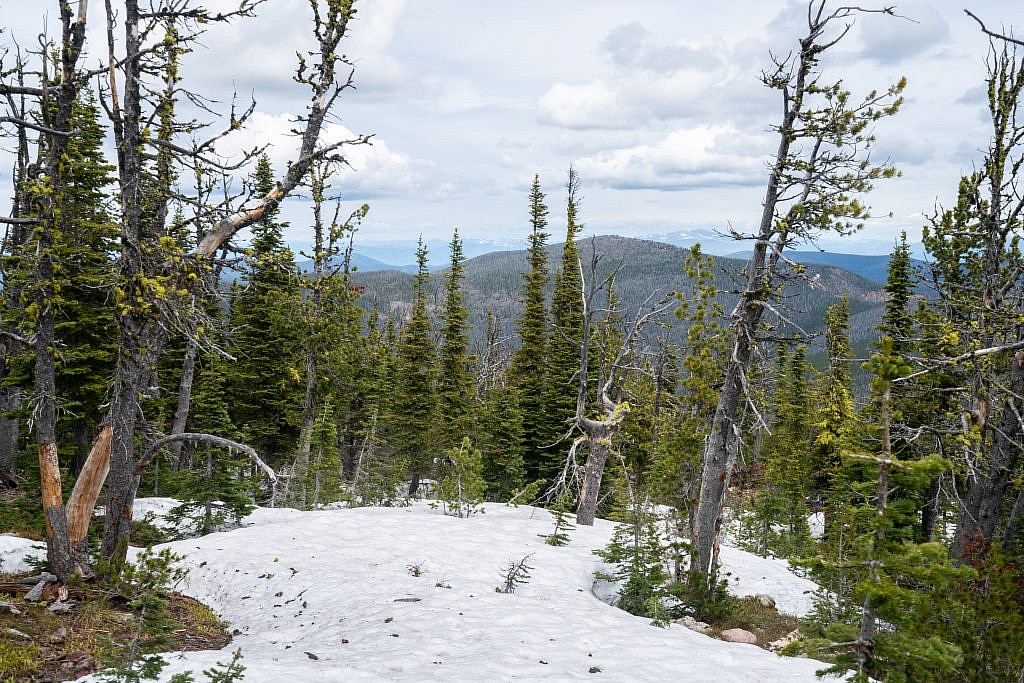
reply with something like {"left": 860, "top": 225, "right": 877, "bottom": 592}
{"left": 66, "top": 425, "right": 112, "bottom": 556}
{"left": 169, "top": 340, "right": 199, "bottom": 471}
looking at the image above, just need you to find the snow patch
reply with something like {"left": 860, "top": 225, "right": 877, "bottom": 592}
{"left": 0, "top": 534, "right": 45, "bottom": 574}
{"left": 77, "top": 502, "right": 833, "bottom": 682}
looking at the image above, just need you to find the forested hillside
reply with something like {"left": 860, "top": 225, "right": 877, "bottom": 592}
{"left": 355, "top": 235, "right": 888, "bottom": 352}
{"left": 1, "top": 2, "right": 1022, "bottom": 683}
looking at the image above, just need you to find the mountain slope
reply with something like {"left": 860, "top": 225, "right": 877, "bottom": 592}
{"left": 353, "top": 235, "right": 888, "bottom": 354}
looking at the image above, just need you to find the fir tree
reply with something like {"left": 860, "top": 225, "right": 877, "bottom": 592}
{"left": 225, "top": 154, "right": 303, "bottom": 466}
{"left": 388, "top": 238, "right": 438, "bottom": 495}
{"left": 812, "top": 297, "right": 859, "bottom": 542}
{"left": 741, "top": 346, "right": 814, "bottom": 558}
{"left": 509, "top": 175, "right": 551, "bottom": 484}
{"left": 436, "top": 437, "right": 485, "bottom": 518}
{"left": 477, "top": 381, "right": 526, "bottom": 501}
{"left": 436, "top": 230, "right": 474, "bottom": 450}
{"left": 543, "top": 167, "right": 586, "bottom": 486}
{"left": 804, "top": 338, "right": 967, "bottom": 682}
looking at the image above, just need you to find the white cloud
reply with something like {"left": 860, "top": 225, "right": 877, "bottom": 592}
{"left": 575, "top": 125, "right": 766, "bottom": 191}
{"left": 213, "top": 112, "right": 449, "bottom": 200}
{"left": 537, "top": 81, "right": 636, "bottom": 129}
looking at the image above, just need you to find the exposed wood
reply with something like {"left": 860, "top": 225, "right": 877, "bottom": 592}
{"left": 140, "top": 432, "right": 277, "bottom": 485}
{"left": 66, "top": 425, "right": 112, "bottom": 554}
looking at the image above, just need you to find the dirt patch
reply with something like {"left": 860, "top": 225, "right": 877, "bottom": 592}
{"left": 704, "top": 596, "right": 800, "bottom": 650}
{"left": 0, "top": 572, "right": 230, "bottom": 682}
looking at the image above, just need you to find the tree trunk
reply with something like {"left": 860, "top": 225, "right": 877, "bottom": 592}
{"left": 952, "top": 350, "right": 1024, "bottom": 558}
{"left": 576, "top": 426, "right": 612, "bottom": 526}
{"left": 0, "top": 342, "right": 20, "bottom": 486}
{"left": 100, "top": 325, "right": 163, "bottom": 563}
{"left": 66, "top": 424, "right": 111, "bottom": 564}
{"left": 690, "top": 360, "right": 747, "bottom": 581}
{"left": 169, "top": 339, "right": 199, "bottom": 471}
{"left": 921, "top": 475, "right": 941, "bottom": 542}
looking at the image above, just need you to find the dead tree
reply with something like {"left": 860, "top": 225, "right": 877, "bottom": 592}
{"left": 3, "top": 0, "right": 370, "bottom": 572}
{"left": 688, "top": 1, "right": 903, "bottom": 588}
{"left": 568, "top": 244, "right": 674, "bottom": 526}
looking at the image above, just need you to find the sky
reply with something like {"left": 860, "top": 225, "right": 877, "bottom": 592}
{"left": 2, "top": 0, "right": 1024, "bottom": 261}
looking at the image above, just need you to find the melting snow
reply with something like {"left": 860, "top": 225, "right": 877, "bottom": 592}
{"left": 45, "top": 500, "right": 834, "bottom": 681}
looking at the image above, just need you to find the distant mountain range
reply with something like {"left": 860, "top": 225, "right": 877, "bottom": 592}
{"left": 331, "top": 236, "right": 920, "bottom": 285}
{"left": 351, "top": 236, "right": 890, "bottom": 377}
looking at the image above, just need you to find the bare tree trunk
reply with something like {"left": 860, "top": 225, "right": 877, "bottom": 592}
{"left": 169, "top": 339, "right": 199, "bottom": 471}
{"left": 953, "top": 350, "right": 1024, "bottom": 557}
{"left": 576, "top": 426, "right": 612, "bottom": 526}
{"left": 0, "top": 342, "right": 19, "bottom": 485}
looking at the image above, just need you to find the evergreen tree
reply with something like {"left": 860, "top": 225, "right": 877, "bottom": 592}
{"left": 436, "top": 230, "right": 474, "bottom": 450}
{"left": 741, "top": 346, "right": 814, "bottom": 558}
{"left": 436, "top": 437, "right": 485, "bottom": 517}
{"left": 544, "top": 167, "right": 586, "bottom": 486}
{"left": 805, "top": 338, "right": 966, "bottom": 682}
{"left": 812, "top": 297, "right": 859, "bottom": 542}
{"left": 477, "top": 381, "right": 526, "bottom": 501}
{"left": 225, "top": 154, "right": 303, "bottom": 466}
{"left": 509, "top": 175, "right": 551, "bottom": 485}
{"left": 388, "top": 238, "right": 438, "bottom": 494}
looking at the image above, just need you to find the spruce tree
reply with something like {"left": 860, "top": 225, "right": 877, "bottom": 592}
{"left": 436, "top": 230, "right": 474, "bottom": 450}
{"left": 225, "top": 154, "right": 303, "bottom": 466}
{"left": 812, "top": 297, "right": 859, "bottom": 541}
{"left": 509, "top": 175, "right": 551, "bottom": 485}
{"left": 388, "top": 238, "right": 438, "bottom": 495}
{"left": 544, "top": 167, "right": 586, "bottom": 486}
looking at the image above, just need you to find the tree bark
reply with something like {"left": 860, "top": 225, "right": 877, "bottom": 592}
{"left": 169, "top": 339, "right": 199, "bottom": 471}
{"left": 576, "top": 426, "right": 612, "bottom": 526}
{"left": 952, "top": 350, "right": 1024, "bottom": 557}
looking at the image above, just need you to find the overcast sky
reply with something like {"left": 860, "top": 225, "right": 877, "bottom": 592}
{"left": 2, "top": 0, "right": 1024, "bottom": 259}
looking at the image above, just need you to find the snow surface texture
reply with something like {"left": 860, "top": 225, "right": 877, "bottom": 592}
{"left": 0, "top": 534, "right": 45, "bottom": 573}
{"left": 59, "top": 500, "right": 834, "bottom": 682}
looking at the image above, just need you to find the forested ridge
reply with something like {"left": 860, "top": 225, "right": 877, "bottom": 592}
{"left": 0, "top": 1, "right": 1022, "bottom": 682}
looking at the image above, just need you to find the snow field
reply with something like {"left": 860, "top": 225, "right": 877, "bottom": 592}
{"left": 42, "top": 500, "right": 836, "bottom": 682}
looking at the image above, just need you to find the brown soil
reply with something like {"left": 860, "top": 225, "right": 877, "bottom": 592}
{"left": 0, "top": 572, "right": 231, "bottom": 682}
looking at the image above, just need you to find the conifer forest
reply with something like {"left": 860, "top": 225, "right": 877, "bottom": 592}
{"left": 0, "top": 1, "right": 1022, "bottom": 682}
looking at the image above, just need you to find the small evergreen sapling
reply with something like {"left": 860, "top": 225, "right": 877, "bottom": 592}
{"left": 436, "top": 437, "right": 486, "bottom": 517}
{"left": 540, "top": 494, "right": 576, "bottom": 546}
{"left": 594, "top": 499, "right": 673, "bottom": 626}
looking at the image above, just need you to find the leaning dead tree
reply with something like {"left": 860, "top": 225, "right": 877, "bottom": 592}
{"left": 0, "top": 0, "right": 370, "bottom": 577}
{"left": 565, "top": 242, "right": 674, "bottom": 526}
{"left": 688, "top": 0, "right": 903, "bottom": 588}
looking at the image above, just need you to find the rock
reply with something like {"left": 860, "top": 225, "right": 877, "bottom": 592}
{"left": 720, "top": 628, "right": 758, "bottom": 644}
{"left": 15, "top": 571, "right": 56, "bottom": 585}
{"left": 0, "top": 601, "right": 21, "bottom": 615}
{"left": 4, "top": 627, "right": 31, "bottom": 640}
{"left": 47, "top": 600, "right": 73, "bottom": 613}
{"left": 674, "top": 615, "right": 711, "bottom": 634}
{"left": 768, "top": 629, "right": 802, "bottom": 652}
{"left": 754, "top": 594, "right": 776, "bottom": 609}
{"left": 24, "top": 579, "right": 49, "bottom": 602}
{"left": 305, "top": 652, "right": 319, "bottom": 660}
{"left": 50, "top": 626, "right": 68, "bottom": 643}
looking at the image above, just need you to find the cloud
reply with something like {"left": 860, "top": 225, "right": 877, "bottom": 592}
{"left": 857, "top": 3, "right": 951, "bottom": 64}
{"left": 600, "top": 22, "right": 721, "bottom": 73}
{"left": 537, "top": 81, "right": 636, "bottom": 129}
{"left": 214, "top": 112, "right": 451, "bottom": 200}
{"left": 574, "top": 125, "right": 766, "bottom": 191}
